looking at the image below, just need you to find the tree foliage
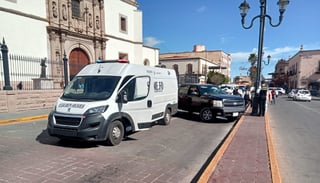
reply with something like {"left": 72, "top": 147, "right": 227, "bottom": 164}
{"left": 207, "top": 71, "right": 229, "bottom": 85}
{"left": 248, "top": 53, "right": 258, "bottom": 84}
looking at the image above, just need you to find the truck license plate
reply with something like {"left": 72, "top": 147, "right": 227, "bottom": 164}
{"left": 232, "top": 112, "right": 239, "bottom": 117}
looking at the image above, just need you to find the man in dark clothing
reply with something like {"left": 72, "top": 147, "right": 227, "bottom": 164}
{"left": 258, "top": 89, "right": 267, "bottom": 116}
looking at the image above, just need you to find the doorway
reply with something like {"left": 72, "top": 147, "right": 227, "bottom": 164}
{"left": 69, "top": 48, "right": 90, "bottom": 80}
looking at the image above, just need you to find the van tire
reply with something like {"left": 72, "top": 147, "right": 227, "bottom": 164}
{"left": 200, "top": 107, "right": 214, "bottom": 122}
{"left": 106, "top": 120, "right": 124, "bottom": 146}
{"left": 161, "top": 108, "right": 171, "bottom": 125}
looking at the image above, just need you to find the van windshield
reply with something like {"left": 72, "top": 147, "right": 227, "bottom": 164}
{"left": 61, "top": 76, "right": 121, "bottom": 101}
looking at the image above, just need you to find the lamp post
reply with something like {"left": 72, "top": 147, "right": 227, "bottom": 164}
{"left": 263, "top": 54, "right": 271, "bottom": 65}
{"left": 239, "top": 0, "right": 289, "bottom": 115}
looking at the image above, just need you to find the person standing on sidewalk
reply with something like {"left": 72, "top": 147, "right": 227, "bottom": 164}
{"left": 258, "top": 86, "right": 268, "bottom": 116}
{"left": 244, "top": 88, "right": 251, "bottom": 106}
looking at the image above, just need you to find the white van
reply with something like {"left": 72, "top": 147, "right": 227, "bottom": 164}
{"left": 47, "top": 60, "right": 178, "bottom": 145}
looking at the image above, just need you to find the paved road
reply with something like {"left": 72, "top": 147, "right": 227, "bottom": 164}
{"left": 0, "top": 111, "right": 235, "bottom": 183}
{"left": 268, "top": 96, "right": 320, "bottom": 183}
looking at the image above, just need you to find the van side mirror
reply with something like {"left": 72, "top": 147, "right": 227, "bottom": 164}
{"left": 117, "top": 90, "right": 128, "bottom": 104}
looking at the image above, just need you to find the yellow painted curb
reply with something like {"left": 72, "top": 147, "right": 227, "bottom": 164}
{"left": 265, "top": 112, "right": 282, "bottom": 183}
{"left": 0, "top": 115, "right": 48, "bottom": 125}
{"left": 197, "top": 108, "right": 248, "bottom": 183}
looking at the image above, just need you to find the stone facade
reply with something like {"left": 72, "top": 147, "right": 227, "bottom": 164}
{"left": 47, "top": 0, "right": 107, "bottom": 86}
{"left": 1, "top": 0, "right": 159, "bottom": 87}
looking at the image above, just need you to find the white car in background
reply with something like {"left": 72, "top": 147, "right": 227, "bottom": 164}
{"left": 276, "top": 87, "right": 286, "bottom": 95}
{"left": 293, "top": 89, "right": 312, "bottom": 102}
{"left": 288, "top": 89, "right": 298, "bottom": 98}
{"left": 220, "top": 85, "right": 233, "bottom": 95}
{"left": 269, "top": 87, "right": 286, "bottom": 96}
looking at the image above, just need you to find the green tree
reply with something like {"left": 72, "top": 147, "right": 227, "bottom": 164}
{"left": 207, "top": 71, "right": 229, "bottom": 85}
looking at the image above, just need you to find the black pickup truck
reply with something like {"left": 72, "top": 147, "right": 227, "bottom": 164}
{"left": 178, "top": 84, "right": 245, "bottom": 122}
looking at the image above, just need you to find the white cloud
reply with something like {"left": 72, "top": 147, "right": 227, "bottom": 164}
{"left": 230, "top": 43, "right": 320, "bottom": 79}
{"left": 230, "top": 46, "right": 300, "bottom": 63}
{"left": 196, "top": 6, "right": 206, "bottom": 13}
{"left": 144, "top": 37, "right": 163, "bottom": 47}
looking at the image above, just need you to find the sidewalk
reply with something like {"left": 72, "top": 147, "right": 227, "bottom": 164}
{"left": 0, "top": 109, "right": 51, "bottom": 125}
{"left": 198, "top": 108, "right": 278, "bottom": 183}
{"left": 0, "top": 108, "right": 277, "bottom": 183}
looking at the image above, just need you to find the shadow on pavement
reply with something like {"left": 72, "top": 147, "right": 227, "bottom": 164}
{"left": 174, "top": 111, "right": 237, "bottom": 123}
{"left": 36, "top": 129, "right": 100, "bottom": 148}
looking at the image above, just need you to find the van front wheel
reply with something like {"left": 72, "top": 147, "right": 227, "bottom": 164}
{"left": 106, "top": 120, "right": 124, "bottom": 146}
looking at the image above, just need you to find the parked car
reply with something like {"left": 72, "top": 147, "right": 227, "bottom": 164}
{"left": 288, "top": 89, "right": 298, "bottom": 98}
{"left": 220, "top": 85, "right": 233, "bottom": 95}
{"left": 276, "top": 87, "right": 286, "bottom": 95}
{"left": 178, "top": 84, "right": 245, "bottom": 122}
{"left": 293, "top": 89, "right": 312, "bottom": 102}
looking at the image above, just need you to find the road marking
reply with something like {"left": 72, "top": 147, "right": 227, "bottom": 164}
{"left": 0, "top": 115, "right": 48, "bottom": 125}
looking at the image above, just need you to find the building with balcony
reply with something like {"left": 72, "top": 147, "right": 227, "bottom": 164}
{"left": 287, "top": 49, "right": 320, "bottom": 91}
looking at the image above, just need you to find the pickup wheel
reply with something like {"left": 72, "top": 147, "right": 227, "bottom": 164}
{"left": 106, "top": 120, "right": 124, "bottom": 146}
{"left": 200, "top": 107, "right": 214, "bottom": 122}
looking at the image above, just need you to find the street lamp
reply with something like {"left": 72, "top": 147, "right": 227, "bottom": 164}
{"left": 239, "top": 0, "right": 289, "bottom": 115}
{"left": 263, "top": 54, "right": 271, "bottom": 65}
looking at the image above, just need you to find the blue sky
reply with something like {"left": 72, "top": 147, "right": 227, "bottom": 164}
{"left": 138, "top": 0, "right": 320, "bottom": 80}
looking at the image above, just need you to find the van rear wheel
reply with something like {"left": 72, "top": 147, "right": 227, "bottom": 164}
{"left": 106, "top": 120, "right": 124, "bottom": 146}
{"left": 161, "top": 108, "right": 171, "bottom": 125}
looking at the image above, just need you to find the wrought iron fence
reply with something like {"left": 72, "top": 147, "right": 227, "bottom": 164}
{"left": 0, "top": 40, "right": 66, "bottom": 90}
{"left": 0, "top": 54, "right": 65, "bottom": 90}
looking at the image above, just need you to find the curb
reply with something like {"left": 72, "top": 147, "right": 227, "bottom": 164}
{"left": 266, "top": 112, "right": 282, "bottom": 183}
{"left": 0, "top": 115, "right": 48, "bottom": 125}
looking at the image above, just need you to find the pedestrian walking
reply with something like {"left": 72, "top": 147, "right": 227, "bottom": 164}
{"left": 271, "top": 89, "right": 276, "bottom": 104}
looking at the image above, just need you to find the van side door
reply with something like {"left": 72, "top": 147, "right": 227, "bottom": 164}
{"left": 118, "top": 76, "right": 152, "bottom": 129}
